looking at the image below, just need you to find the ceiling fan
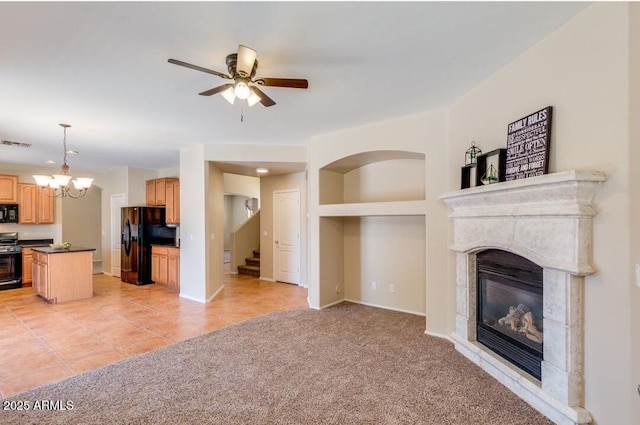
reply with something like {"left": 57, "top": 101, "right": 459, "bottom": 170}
{"left": 168, "top": 45, "right": 308, "bottom": 107}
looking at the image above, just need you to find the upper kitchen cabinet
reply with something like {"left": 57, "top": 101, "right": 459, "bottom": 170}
{"left": 0, "top": 175, "right": 18, "bottom": 203}
{"left": 18, "top": 183, "right": 55, "bottom": 224}
{"left": 146, "top": 177, "right": 177, "bottom": 206}
{"left": 38, "top": 187, "right": 55, "bottom": 224}
{"left": 165, "top": 180, "right": 180, "bottom": 225}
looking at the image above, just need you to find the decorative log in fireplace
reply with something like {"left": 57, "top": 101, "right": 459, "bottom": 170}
{"left": 477, "top": 249, "right": 543, "bottom": 379}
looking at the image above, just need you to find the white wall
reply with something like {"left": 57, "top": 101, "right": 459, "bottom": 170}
{"left": 178, "top": 145, "right": 208, "bottom": 301}
{"left": 446, "top": 4, "right": 634, "bottom": 423}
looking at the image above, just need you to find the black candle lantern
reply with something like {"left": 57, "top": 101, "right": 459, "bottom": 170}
{"left": 465, "top": 142, "right": 482, "bottom": 165}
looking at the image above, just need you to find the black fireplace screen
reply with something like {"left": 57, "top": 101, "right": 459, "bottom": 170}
{"left": 477, "top": 250, "right": 543, "bottom": 380}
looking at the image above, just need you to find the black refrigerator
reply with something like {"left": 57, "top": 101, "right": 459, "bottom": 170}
{"left": 121, "top": 206, "right": 176, "bottom": 285}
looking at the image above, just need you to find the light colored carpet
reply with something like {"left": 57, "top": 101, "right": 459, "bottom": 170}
{"left": 0, "top": 303, "right": 553, "bottom": 424}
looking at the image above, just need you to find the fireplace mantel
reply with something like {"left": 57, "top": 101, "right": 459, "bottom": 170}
{"left": 440, "top": 170, "right": 606, "bottom": 425}
{"left": 441, "top": 170, "right": 606, "bottom": 274}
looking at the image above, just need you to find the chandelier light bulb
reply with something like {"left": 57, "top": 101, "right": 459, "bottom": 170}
{"left": 32, "top": 123, "right": 93, "bottom": 198}
{"left": 234, "top": 81, "right": 251, "bottom": 100}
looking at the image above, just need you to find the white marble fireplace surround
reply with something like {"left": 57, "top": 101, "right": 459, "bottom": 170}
{"left": 440, "top": 170, "right": 606, "bottom": 425}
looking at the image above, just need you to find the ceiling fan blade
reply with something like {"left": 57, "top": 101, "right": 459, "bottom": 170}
{"left": 199, "top": 84, "right": 234, "bottom": 96}
{"left": 257, "top": 78, "right": 309, "bottom": 89}
{"left": 168, "top": 59, "right": 231, "bottom": 79}
{"left": 236, "top": 45, "right": 257, "bottom": 78}
{"left": 250, "top": 86, "right": 276, "bottom": 107}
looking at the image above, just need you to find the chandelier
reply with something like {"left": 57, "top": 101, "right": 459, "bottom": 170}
{"left": 33, "top": 124, "right": 93, "bottom": 198}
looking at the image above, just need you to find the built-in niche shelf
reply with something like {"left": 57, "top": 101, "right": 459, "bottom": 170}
{"left": 318, "top": 200, "right": 427, "bottom": 217}
{"left": 319, "top": 150, "right": 426, "bottom": 215}
{"left": 317, "top": 150, "right": 427, "bottom": 311}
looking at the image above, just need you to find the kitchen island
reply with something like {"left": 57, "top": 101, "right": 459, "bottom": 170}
{"left": 31, "top": 246, "right": 95, "bottom": 303}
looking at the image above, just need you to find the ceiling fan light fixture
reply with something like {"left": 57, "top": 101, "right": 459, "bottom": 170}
{"left": 234, "top": 81, "right": 251, "bottom": 100}
{"left": 247, "top": 91, "right": 261, "bottom": 107}
{"left": 221, "top": 87, "right": 236, "bottom": 104}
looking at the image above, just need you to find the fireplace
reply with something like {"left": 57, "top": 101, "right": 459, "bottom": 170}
{"left": 476, "top": 249, "right": 543, "bottom": 379}
{"left": 440, "top": 170, "right": 606, "bottom": 425}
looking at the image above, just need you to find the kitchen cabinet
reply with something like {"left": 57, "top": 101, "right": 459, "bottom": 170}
{"left": 22, "top": 247, "right": 34, "bottom": 286}
{"left": 165, "top": 180, "right": 180, "bottom": 224}
{"left": 146, "top": 177, "right": 178, "bottom": 206}
{"left": 38, "top": 187, "right": 55, "bottom": 223}
{"left": 18, "top": 183, "right": 38, "bottom": 224}
{"left": 168, "top": 247, "right": 180, "bottom": 286}
{"left": 18, "top": 183, "right": 55, "bottom": 224}
{"left": 0, "top": 175, "right": 18, "bottom": 203}
{"left": 151, "top": 245, "right": 179, "bottom": 289}
{"left": 31, "top": 247, "right": 95, "bottom": 303}
{"left": 32, "top": 251, "right": 49, "bottom": 299}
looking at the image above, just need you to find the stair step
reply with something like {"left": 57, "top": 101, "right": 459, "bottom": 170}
{"left": 252, "top": 249, "right": 260, "bottom": 259}
{"left": 245, "top": 257, "right": 260, "bottom": 266}
{"left": 237, "top": 264, "right": 260, "bottom": 277}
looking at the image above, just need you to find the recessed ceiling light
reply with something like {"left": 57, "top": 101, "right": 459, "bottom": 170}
{"left": 66, "top": 150, "right": 78, "bottom": 154}
{"left": 46, "top": 160, "right": 56, "bottom": 164}
{"left": 256, "top": 167, "right": 269, "bottom": 174}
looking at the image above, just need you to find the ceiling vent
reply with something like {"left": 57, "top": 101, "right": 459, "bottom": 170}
{"left": 1, "top": 140, "right": 31, "bottom": 148}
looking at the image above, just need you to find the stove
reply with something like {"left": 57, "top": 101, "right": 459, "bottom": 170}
{"left": 0, "top": 232, "right": 22, "bottom": 290}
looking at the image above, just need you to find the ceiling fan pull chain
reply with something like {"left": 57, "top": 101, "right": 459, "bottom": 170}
{"left": 241, "top": 106, "right": 244, "bottom": 122}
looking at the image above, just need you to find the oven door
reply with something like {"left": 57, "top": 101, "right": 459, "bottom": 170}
{"left": 0, "top": 252, "right": 22, "bottom": 289}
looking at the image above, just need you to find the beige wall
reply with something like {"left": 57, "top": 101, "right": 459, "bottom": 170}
{"left": 343, "top": 159, "right": 426, "bottom": 203}
{"left": 223, "top": 173, "right": 260, "bottom": 199}
{"left": 308, "top": 108, "right": 450, "bottom": 323}
{"left": 447, "top": 4, "right": 633, "bottom": 423}
{"left": 206, "top": 162, "right": 225, "bottom": 299}
{"left": 223, "top": 194, "right": 251, "bottom": 250}
{"left": 259, "top": 172, "right": 307, "bottom": 283}
{"left": 62, "top": 186, "right": 102, "bottom": 262}
{"left": 344, "top": 216, "right": 426, "bottom": 314}
{"left": 629, "top": 3, "right": 640, "bottom": 423}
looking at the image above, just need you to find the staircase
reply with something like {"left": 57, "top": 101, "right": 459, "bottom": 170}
{"left": 237, "top": 249, "right": 260, "bottom": 277}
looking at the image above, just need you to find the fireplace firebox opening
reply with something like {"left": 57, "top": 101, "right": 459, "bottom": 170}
{"left": 476, "top": 249, "right": 544, "bottom": 380}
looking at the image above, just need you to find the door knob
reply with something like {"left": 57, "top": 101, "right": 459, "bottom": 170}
{"left": 275, "top": 240, "right": 279, "bottom": 244}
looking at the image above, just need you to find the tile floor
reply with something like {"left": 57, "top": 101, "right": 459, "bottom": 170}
{"left": 0, "top": 273, "right": 309, "bottom": 398}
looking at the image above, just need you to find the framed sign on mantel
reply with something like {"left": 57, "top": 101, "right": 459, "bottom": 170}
{"left": 505, "top": 106, "right": 553, "bottom": 181}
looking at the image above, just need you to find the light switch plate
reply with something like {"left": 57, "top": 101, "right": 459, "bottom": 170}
{"left": 636, "top": 263, "right": 640, "bottom": 288}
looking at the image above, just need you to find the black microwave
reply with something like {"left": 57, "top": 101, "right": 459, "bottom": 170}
{"left": 0, "top": 204, "right": 18, "bottom": 223}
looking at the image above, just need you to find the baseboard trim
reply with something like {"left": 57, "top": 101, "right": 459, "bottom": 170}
{"left": 259, "top": 276, "right": 275, "bottom": 282}
{"left": 424, "top": 330, "right": 454, "bottom": 342}
{"left": 318, "top": 298, "right": 345, "bottom": 309}
{"left": 343, "top": 298, "right": 426, "bottom": 317}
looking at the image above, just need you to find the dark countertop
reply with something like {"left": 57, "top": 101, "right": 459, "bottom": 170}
{"left": 31, "top": 246, "right": 96, "bottom": 254}
{"left": 18, "top": 239, "right": 54, "bottom": 247}
{"left": 150, "top": 244, "right": 180, "bottom": 249}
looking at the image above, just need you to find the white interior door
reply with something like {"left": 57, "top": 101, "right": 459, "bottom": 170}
{"left": 274, "top": 189, "right": 300, "bottom": 284}
{"left": 111, "top": 193, "right": 126, "bottom": 277}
